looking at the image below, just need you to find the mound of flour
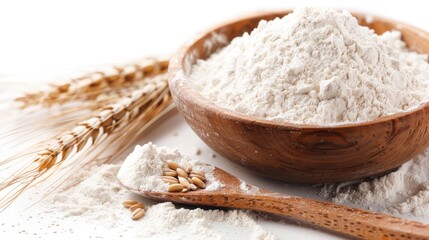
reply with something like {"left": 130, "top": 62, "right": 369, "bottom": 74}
{"left": 189, "top": 7, "right": 429, "bottom": 125}
{"left": 320, "top": 148, "right": 429, "bottom": 217}
{"left": 117, "top": 142, "right": 223, "bottom": 192}
{"left": 43, "top": 162, "right": 275, "bottom": 239}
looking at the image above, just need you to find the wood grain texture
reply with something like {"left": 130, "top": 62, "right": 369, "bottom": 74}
{"left": 120, "top": 167, "right": 429, "bottom": 240}
{"left": 168, "top": 10, "right": 429, "bottom": 183}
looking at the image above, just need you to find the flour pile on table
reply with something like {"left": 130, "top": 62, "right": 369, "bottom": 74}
{"left": 42, "top": 157, "right": 274, "bottom": 239}
{"left": 321, "top": 148, "right": 429, "bottom": 217}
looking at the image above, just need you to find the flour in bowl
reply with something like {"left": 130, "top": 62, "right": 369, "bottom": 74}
{"left": 189, "top": 7, "right": 429, "bottom": 125}
{"left": 117, "top": 142, "right": 223, "bottom": 192}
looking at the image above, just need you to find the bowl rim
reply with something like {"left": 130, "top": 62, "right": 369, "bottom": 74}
{"left": 168, "top": 10, "right": 429, "bottom": 130}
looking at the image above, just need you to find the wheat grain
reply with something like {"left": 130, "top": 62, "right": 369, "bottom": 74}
{"left": 190, "top": 170, "right": 206, "bottom": 181}
{"left": 166, "top": 160, "right": 179, "bottom": 170}
{"left": 178, "top": 176, "right": 190, "bottom": 189}
{"left": 168, "top": 184, "right": 184, "bottom": 192}
{"left": 189, "top": 173, "right": 206, "bottom": 181}
{"left": 176, "top": 168, "right": 188, "bottom": 179}
{"left": 130, "top": 203, "right": 146, "bottom": 212}
{"left": 187, "top": 177, "right": 194, "bottom": 184}
{"left": 189, "top": 184, "right": 197, "bottom": 191}
{"left": 160, "top": 161, "right": 208, "bottom": 193}
{"left": 181, "top": 161, "right": 192, "bottom": 173}
{"left": 122, "top": 200, "right": 146, "bottom": 220}
{"left": 190, "top": 170, "right": 205, "bottom": 177}
{"left": 131, "top": 208, "right": 145, "bottom": 220}
{"left": 123, "top": 200, "right": 138, "bottom": 208}
{"left": 163, "top": 170, "right": 178, "bottom": 177}
{"left": 191, "top": 177, "right": 206, "bottom": 189}
{"left": 161, "top": 176, "right": 179, "bottom": 184}
{"left": 161, "top": 176, "right": 179, "bottom": 182}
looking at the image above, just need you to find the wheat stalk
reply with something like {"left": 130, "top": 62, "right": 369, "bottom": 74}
{"left": 0, "top": 69, "right": 173, "bottom": 211}
{"left": 0, "top": 58, "right": 169, "bottom": 163}
{"left": 16, "top": 58, "right": 168, "bottom": 107}
{"left": 37, "top": 78, "right": 168, "bottom": 171}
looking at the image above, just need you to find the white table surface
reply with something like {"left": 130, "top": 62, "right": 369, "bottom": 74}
{"left": 0, "top": 107, "right": 347, "bottom": 240}
{"left": 0, "top": 0, "right": 428, "bottom": 239}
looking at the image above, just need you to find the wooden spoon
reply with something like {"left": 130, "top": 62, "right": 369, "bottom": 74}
{"left": 119, "top": 166, "right": 429, "bottom": 240}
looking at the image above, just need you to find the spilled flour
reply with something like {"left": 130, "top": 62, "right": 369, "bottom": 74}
{"left": 321, "top": 148, "right": 429, "bottom": 217}
{"left": 189, "top": 7, "right": 429, "bottom": 125}
{"left": 46, "top": 164, "right": 126, "bottom": 226}
{"left": 42, "top": 148, "right": 274, "bottom": 239}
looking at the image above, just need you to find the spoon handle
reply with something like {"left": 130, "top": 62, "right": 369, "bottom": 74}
{"left": 234, "top": 193, "right": 429, "bottom": 239}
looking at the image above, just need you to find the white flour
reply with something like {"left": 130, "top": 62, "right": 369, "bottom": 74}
{"left": 43, "top": 161, "right": 276, "bottom": 239}
{"left": 320, "top": 148, "right": 429, "bottom": 217}
{"left": 117, "top": 142, "right": 223, "bottom": 192}
{"left": 189, "top": 7, "right": 429, "bottom": 125}
{"left": 240, "top": 180, "right": 260, "bottom": 194}
{"left": 46, "top": 164, "right": 126, "bottom": 226}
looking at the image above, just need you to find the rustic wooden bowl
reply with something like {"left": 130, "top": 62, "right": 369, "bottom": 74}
{"left": 168, "top": 11, "right": 429, "bottom": 183}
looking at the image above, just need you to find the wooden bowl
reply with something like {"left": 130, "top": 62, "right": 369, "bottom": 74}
{"left": 168, "top": 11, "right": 429, "bottom": 183}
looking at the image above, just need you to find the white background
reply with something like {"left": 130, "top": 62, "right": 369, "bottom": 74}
{"left": 0, "top": 0, "right": 428, "bottom": 75}
{"left": 0, "top": 0, "right": 428, "bottom": 239}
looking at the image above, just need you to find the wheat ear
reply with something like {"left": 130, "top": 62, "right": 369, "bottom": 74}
{"left": 0, "top": 72, "right": 172, "bottom": 211}
{"left": 16, "top": 58, "right": 168, "bottom": 107}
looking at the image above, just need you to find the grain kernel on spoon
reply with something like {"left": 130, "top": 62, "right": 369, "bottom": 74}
{"left": 178, "top": 176, "right": 190, "bottom": 189}
{"left": 167, "top": 160, "right": 180, "bottom": 170}
{"left": 192, "top": 177, "right": 206, "bottom": 189}
{"left": 163, "top": 170, "right": 178, "bottom": 177}
{"left": 168, "top": 184, "right": 184, "bottom": 192}
{"left": 189, "top": 184, "right": 197, "bottom": 191}
{"left": 190, "top": 173, "right": 205, "bottom": 181}
{"left": 176, "top": 168, "right": 189, "bottom": 179}
{"left": 160, "top": 158, "right": 209, "bottom": 193}
{"left": 181, "top": 161, "right": 193, "bottom": 173}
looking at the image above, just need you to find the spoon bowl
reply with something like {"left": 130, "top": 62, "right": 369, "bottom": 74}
{"left": 119, "top": 164, "right": 429, "bottom": 239}
{"left": 168, "top": 10, "right": 429, "bottom": 183}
